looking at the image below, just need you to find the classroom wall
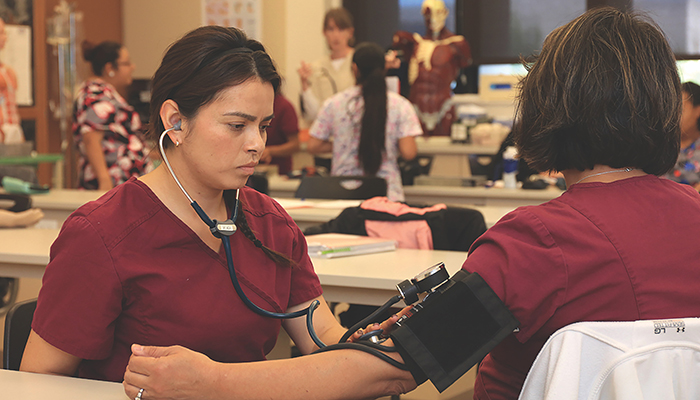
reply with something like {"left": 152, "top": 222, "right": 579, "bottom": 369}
{"left": 122, "top": 0, "right": 338, "bottom": 118}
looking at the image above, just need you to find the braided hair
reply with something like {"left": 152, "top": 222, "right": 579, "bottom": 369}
{"left": 237, "top": 203, "right": 296, "bottom": 268}
{"left": 223, "top": 191, "right": 295, "bottom": 268}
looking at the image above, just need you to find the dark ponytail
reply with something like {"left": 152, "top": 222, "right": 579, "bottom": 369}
{"left": 353, "top": 42, "right": 387, "bottom": 176}
{"left": 82, "top": 40, "right": 122, "bottom": 76}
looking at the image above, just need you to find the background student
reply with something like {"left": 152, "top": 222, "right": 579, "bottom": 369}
{"left": 297, "top": 7, "right": 356, "bottom": 123}
{"left": 73, "top": 40, "right": 153, "bottom": 190}
{"left": 664, "top": 81, "right": 700, "bottom": 190}
{"left": 307, "top": 42, "right": 422, "bottom": 201}
{"left": 259, "top": 92, "right": 300, "bottom": 176}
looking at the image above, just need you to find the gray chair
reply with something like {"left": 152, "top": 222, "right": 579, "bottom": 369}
{"left": 3, "top": 298, "right": 37, "bottom": 370}
{"left": 294, "top": 176, "right": 387, "bottom": 200}
{"left": 0, "top": 194, "right": 32, "bottom": 319}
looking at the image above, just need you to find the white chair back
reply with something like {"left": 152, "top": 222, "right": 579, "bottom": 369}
{"left": 518, "top": 318, "right": 700, "bottom": 400}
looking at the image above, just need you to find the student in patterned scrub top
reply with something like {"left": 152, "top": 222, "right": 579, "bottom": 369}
{"left": 73, "top": 40, "right": 153, "bottom": 190}
{"left": 665, "top": 81, "right": 700, "bottom": 190}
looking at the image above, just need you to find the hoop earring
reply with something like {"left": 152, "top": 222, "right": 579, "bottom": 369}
{"left": 175, "top": 141, "right": 180, "bottom": 147}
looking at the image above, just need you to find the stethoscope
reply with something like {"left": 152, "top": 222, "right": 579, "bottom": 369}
{"left": 159, "top": 122, "right": 325, "bottom": 348}
{"left": 319, "top": 66, "right": 339, "bottom": 94}
{"left": 158, "top": 121, "right": 418, "bottom": 367}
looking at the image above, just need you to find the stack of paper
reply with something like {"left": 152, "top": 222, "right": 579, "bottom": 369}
{"left": 306, "top": 233, "right": 397, "bottom": 258}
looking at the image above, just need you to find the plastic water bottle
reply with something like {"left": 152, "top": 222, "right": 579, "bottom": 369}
{"left": 502, "top": 146, "right": 518, "bottom": 189}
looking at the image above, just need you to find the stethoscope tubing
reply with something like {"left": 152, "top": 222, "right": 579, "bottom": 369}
{"left": 159, "top": 126, "right": 326, "bottom": 347}
{"left": 158, "top": 126, "right": 404, "bottom": 363}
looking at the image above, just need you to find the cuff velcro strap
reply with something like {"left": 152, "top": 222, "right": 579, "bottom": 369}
{"left": 390, "top": 271, "right": 519, "bottom": 392}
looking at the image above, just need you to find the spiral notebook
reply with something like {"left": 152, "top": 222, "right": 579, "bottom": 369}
{"left": 306, "top": 233, "right": 397, "bottom": 258}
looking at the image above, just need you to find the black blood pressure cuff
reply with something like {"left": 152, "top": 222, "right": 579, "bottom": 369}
{"left": 390, "top": 271, "right": 519, "bottom": 392}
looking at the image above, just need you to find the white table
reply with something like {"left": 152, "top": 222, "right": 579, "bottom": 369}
{"left": 0, "top": 228, "right": 58, "bottom": 279}
{"left": 403, "top": 185, "right": 562, "bottom": 207}
{"left": 0, "top": 227, "right": 467, "bottom": 306}
{"left": 415, "top": 136, "right": 499, "bottom": 156}
{"left": 0, "top": 369, "right": 128, "bottom": 399}
{"left": 30, "top": 189, "right": 106, "bottom": 227}
{"left": 312, "top": 248, "right": 467, "bottom": 306}
{"left": 268, "top": 175, "right": 562, "bottom": 207}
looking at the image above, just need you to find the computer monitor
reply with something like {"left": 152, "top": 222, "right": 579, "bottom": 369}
{"left": 477, "top": 63, "right": 527, "bottom": 100}
{"left": 677, "top": 59, "right": 700, "bottom": 85}
{"left": 478, "top": 64, "right": 528, "bottom": 77}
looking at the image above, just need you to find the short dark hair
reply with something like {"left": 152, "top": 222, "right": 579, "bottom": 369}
{"left": 147, "top": 25, "right": 280, "bottom": 149}
{"left": 682, "top": 81, "right": 700, "bottom": 131}
{"left": 324, "top": 7, "right": 354, "bottom": 31}
{"left": 513, "top": 7, "right": 681, "bottom": 175}
{"left": 323, "top": 8, "right": 355, "bottom": 47}
{"left": 82, "top": 40, "right": 122, "bottom": 76}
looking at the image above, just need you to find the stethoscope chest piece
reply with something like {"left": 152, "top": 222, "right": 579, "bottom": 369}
{"left": 211, "top": 219, "right": 237, "bottom": 238}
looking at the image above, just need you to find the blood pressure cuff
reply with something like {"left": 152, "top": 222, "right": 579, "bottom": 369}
{"left": 390, "top": 270, "right": 519, "bottom": 392}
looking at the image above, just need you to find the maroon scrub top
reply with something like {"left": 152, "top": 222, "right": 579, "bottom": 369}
{"left": 33, "top": 178, "right": 322, "bottom": 382}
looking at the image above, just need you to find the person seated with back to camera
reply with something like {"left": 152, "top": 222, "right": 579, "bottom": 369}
{"left": 306, "top": 42, "right": 423, "bottom": 202}
{"left": 664, "top": 81, "right": 700, "bottom": 190}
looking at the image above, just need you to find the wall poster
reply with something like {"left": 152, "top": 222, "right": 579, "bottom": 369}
{"left": 202, "top": 0, "right": 261, "bottom": 41}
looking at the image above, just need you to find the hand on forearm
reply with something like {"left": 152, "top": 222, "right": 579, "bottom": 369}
{"left": 124, "top": 345, "right": 220, "bottom": 400}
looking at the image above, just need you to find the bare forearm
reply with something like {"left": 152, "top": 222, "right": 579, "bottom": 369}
{"left": 20, "top": 330, "right": 82, "bottom": 377}
{"left": 306, "top": 137, "right": 333, "bottom": 154}
{"left": 210, "top": 349, "right": 415, "bottom": 400}
{"left": 398, "top": 137, "right": 418, "bottom": 161}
